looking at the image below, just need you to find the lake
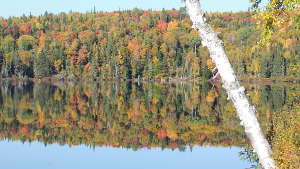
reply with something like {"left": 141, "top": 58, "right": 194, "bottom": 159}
{"left": 0, "top": 80, "right": 299, "bottom": 169}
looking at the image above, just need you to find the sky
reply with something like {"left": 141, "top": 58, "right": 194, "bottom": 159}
{"left": 0, "top": 0, "right": 253, "bottom": 18}
{"left": 0, "top": 141, "right": 251, "bottom": 169}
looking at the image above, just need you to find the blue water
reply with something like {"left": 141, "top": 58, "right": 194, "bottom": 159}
{"left": 0, "top": 140, "right": 250, "bottom": 169}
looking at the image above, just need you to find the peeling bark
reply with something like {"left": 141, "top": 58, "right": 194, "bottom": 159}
{"left": 184, "top": 1, "right": 277, "bottom": 169}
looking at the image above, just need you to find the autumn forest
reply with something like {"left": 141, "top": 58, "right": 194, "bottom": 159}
{"left": 0, "top": 8, "right": 299, "bottom": 80}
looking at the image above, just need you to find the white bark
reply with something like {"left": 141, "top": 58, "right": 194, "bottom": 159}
{"left": 184, "top": 1, "right": 277, "bottom": 169}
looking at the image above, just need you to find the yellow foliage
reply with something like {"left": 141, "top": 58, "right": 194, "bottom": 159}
{"left": 249, "top": 59, "right": 261, "bottom": 74}
{"left": 54, "top": 90, "right": 62, "bottom": 101}
{"left": 54, "top": 59, "right": 62, "bottom": 72}
{"left": 167, "top": 21, "right": 179, "bottom": 32}
{"left": 37, "top": 33, "right": 46, "bottom": 54}
{"left": 153, "top": 56, "right": 159, "bottom": 63}
{"left": 35, "top": 104, "right": 46, "bottom": 126}
{"left": 206, "top": 90, "right": 218, "bottom": 103}
{"left": 206, "top": 59, "right": 215, "bottom": 70}
{"left": 18, "top": 96, "right": 31, "bottom": 111}
{"left": 4, "top": 52, "right": 13, "bottom": 64}
{"left": 16, "top": 110, "right": 37, "bottom": 125}
{"left": 250, "top": 90, "right": 261, "bottom": 105}
{"left": 272, "top": 104, "right": 300, "bottom": 169}
{"left": 18, "top": 50, "right": 32, "bottom": 65}
{"left": 283, "top": 51, "right": 292, "bottom": 59}
{"left": 65, "top": 105, "right": 78, "bottom": 120}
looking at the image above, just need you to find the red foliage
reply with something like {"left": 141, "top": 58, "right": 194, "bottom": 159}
{"left": 95, "top": 123, "right": 101, "bottom": 130}
{"left": 10, "top": 127, "right": 18, "bottom": 135}
{"left": 20, "top": 23, "right": 32, "bottom": 34}
{"left": 141, "top": 11, "right": 148, "bottom": 17}
{"left": 55, "top": 31, "right": 77, "bottom": 42}
{"left": 21, "top": 125, "right": 31, "bottom": 135}
{"left": 156, "top": 21, "right": 168, "bottom": 31}
{"left": 1, "top": 19, "right": 8, "bottom": 27}
{"left": 95, "top": 30, "right": 101, "bottom": 35}
{"left": 156, "top": 129, "right": 167, "bottom": 139}
{"left": 50, "top": 124, "right": 56, "bottom": 129}
{"left": 222, "top": 15, "right": 233, "bottom": 22}
{"left": 8, "top": 24, "right": 20, "bottom": 37}
{"left": 169, "top": 141, "right": 178, "bottom": 149}
{"left": 77, "top": 45, "right": 88, "bottom": 64}
{"left": 199, "top": 135, "right": 207, "bottom": 141}
{"left": 54, "top": 120, "right": 65, "bottom": 127}
{"left": 243, "top": 17, "right": 256, "bottom": 24}
{"left": 169, "top": 11, "right": 180, "bottom": 19}
{"left": 220, "top": 138, "right": 232, "bottom": 145}
{"left": 0, "top": 132, "right": 8, "bottom": 139}
{"left": 130, "top": 14, "right": 138, "bottom": 18}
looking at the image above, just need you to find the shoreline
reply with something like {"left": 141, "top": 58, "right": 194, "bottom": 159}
{"left": 0, "top": 76, "right": 299, "bottom": 84}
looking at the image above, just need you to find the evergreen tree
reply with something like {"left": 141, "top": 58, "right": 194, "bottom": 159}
{"left": 34, "top": 51, "right": 50, "bottom": 78}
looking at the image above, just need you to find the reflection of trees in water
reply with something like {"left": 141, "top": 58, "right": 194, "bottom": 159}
{"left": 0, "top": 81, "right": 249, "bottom": 149}
{"left": 240, "top": 84, "right": 300, "bottom": 169}
{"left": 0, "top": 82, "right": 298, "bottom": 160}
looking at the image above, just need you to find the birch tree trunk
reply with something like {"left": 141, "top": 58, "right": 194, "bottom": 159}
{"left": 184, "top": 1, "right": 277, "bottom": 169}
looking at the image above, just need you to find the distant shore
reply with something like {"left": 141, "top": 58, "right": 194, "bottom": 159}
{"left": 0, "top": 76, "right": 299, "bottom": 84}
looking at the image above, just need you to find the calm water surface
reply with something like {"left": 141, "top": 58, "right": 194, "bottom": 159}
{"left": 0, "top": 81, "right": 298, "bottom": 169}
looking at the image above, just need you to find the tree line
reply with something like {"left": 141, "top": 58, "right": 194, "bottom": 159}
{"left": 0, "top": 9, "right": 299, "bottom": 79}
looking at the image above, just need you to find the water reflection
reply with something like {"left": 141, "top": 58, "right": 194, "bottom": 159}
{"left": 0, "top": 81, "right": 248, "bottom": 149}
{"left": 0, "top": 81, "right": 299, "bottom": 168}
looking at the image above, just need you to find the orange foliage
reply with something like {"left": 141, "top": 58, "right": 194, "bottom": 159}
{"left": 167, "top": 21, "right": 179, "bottom": 31}
{"left": 167, "top": 130, "right": 178, "bottom": 140}
{"left": 283, "top": 38, "right": 296, "bottom": 49}
{"left": 206, "top": 90, "right": 217, "bottom": 103}
{"left": 206, "top": 59, "right": 215, "bottom": 70}
{"left": 128, "top": 38, "right": 144, "bottom": 60}
{"left": 156, "top": 129, "right": 167, "bottom": 139}
{"left": 77, "top": 45, "right": 88, "bottom": 64}
{"left": 127, "top": 101, "right": 143, "bottom": 121}
{"left": 55, "top": 31, "right": 77, "bottom": 43}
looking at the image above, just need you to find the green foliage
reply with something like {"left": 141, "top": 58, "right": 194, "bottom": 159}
{"left": 17, "top": 35, "right": 36, "bottom": 50}
{"left": 34, "top": 51, "right": 51, "bottom": 77}
{"left": 0, "top": 10, "right": 299, "bottom": 79}
{"left": 1, "top": 36, "right": 15, "bottom": 52}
